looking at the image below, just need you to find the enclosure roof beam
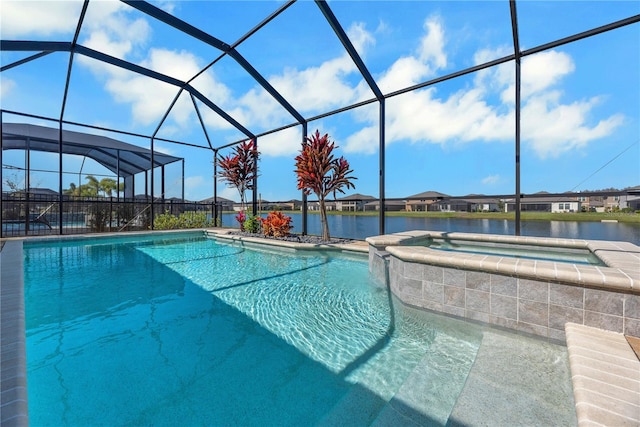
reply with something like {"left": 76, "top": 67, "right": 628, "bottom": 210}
{"left": 1, "top": 40, "right": 255, "bottom": 140}
{"left": 0, "top": 40, "right": 72, "bottom": 52}
{"left": 522, "top": 14, "right": 640, "bottom": 57}
{"left": 315, "top": 0, "right": 383, "bottom": 101}
{"left": 121, "top": 0, "right": 306, "bottom": 125}
{"left": 0, "top": 51, "right": 54, "bottom": 72}
{"left": 74, "top": 46, "right": 255, "bottom": 139}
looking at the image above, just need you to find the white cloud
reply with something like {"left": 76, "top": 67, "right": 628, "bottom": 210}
{"left": 418, "top": 16, "right": 447, "bottom": 68}
{"left": 0, "top": 0, "right": 83, "bottom": 37}
{"left": 152, "top": 142, "right": 177, "bottom": 156}
{"left": 184, "top": 175, "right": 206, "bottom": 201}
{"left": 377, "top": 57, "right": 432, "bottom": 93}
{"left": 482, "top": 174, "right": 501, "bottom": 185}
{"left": 269, "top": 55, "right": 358, "bottom": 113}
{"left": 377, "top": 15, "right": 447, "bottom": 93}
{"left": 257, "top": 127, "right": 304, "bottom": 157}
{"left": 155, "top": 1, "right": 177, "bottom": 14}
{"left": 522, "top": 92, "right": 625, "bottom": 158}
{"left": 522, "top": 51, "right": 575, "bottom": 98}
{"left": 235, "top": 87, "right": 290, "bottom": 130}
{"left": 344, "top": 126, "right": 379, "bottom": 155}
{"left": 0, "top": 77, "right": 16, "bottom": 97}
{"left": 343, "top": 20, "right": 623, "bottom": 160}
{"left": 82, "top": 2, "right": 151, "bottom": 57}
{"left": 262, "top": 21, "right": 378, "bottom": 116}
{"left": 106, "top": 75, "right": 184, "bottom": 126}
{"left": 348, "top": 22, "right": 376, "bottom": 54}
{"left": 9, "top": 2, "right": 620, "bottom": 163}
{"left": 217, "top": 186, "right": 239, "bottom": 203}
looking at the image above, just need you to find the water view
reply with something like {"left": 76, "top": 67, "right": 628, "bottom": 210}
{"left": 222, "top": 213, "right": 640, "bottom": 245}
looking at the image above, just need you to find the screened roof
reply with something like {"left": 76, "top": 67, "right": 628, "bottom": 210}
{"left": 1, "top": 123, "right": 182, "bottom": 178}
{"left": 1, "top": 1, "right": 638, "bottom": 208}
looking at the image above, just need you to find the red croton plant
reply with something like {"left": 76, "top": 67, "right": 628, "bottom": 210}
{"left": 294, "top": 130, "right": 356, "bottom": 241}
{"left": 260, "top": 211, "right": 293, "bottom": 238}
{"left": 217, "top": 140, "right": 259, "bottom": 228}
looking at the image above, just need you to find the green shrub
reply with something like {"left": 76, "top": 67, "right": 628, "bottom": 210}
{"left": 154, "top": 211, "right": 216, "bottom": 230}
{"left": 88, "top": 203, "right": 111, "bottom": 232}
{"left": 243, "top": 215, "right": 262, "bottom": 233}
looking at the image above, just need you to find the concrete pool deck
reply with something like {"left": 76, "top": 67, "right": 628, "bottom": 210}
{"left": 2, "top": 229, "right": 639, "bottom": 426}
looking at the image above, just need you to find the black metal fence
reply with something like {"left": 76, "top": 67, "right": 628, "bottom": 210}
{"left": 1, "top": 192, "right": 223, "bottom": 238}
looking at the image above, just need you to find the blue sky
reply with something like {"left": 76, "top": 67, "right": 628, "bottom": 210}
{"left": 1, "top": 0, "right": 639, "bottom": 202}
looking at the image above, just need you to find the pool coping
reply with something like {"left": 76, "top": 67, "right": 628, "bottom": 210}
{"left": 1, "top": 239, "right": 28, "bottom": 427}
{"left": 366, "top": 230, "right": 640, "bottom": 293}
{"left": 204, "top": 229, "right": 369, "bottom": 254}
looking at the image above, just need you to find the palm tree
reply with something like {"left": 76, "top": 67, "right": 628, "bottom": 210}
{"left": 99, "top": 178, "right": 118, "bottom": 197}
{"left": 84, "top": 175, "right": 100, "bottom": 197}
{"left": 294, "top": 130, "right": 356, "bottom": 241}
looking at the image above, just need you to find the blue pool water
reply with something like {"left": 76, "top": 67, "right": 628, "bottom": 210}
{"left": 23, "top": 232, "right": 574, "bottom": 426}
{"left": 418, "top": 240, "right": 605, "bottom": 265}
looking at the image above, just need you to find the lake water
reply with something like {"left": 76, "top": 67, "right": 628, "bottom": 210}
{"left": 222, "top": 213, "right": 640, "bottom": 245}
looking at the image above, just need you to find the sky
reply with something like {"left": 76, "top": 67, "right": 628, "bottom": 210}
{"left": 1, "top": 0, "right": 639, "bottom": 203}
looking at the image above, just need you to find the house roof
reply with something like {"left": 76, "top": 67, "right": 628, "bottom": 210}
{"left": 626, "top": 185, "right": 640, "bottom": 193}
{"left": 7, "top": 187, "right": 59, "bottom": 196}
{"left": 406, "top": 190, "right": 450, "bottom": 199}
{"left": 2, "top": 123, "right": 183, "bottom": 178}
{"left": 200, "top": 196, "right": 234, "bottom": 203}
{"left": 337, "top": 193, "right": 376, "bottom": 201}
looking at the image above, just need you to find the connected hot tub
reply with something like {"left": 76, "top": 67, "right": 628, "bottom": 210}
{"left": 367, "top": 230, "right": 640, "bottom": 341}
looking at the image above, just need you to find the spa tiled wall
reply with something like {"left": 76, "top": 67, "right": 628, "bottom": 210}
{"left": 370, "top": 248, "right": 640, "bottom": 341}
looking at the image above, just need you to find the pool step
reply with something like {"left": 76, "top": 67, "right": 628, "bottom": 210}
{"left": 371, "top": 333, "right": 479, "bottom": 426}
{"left": 447, "top": 330, "right": 577, "bottom": 426}
{"left": 316, "top": 383, "right": 386, "bottom": 426}
{"left": 565, "top": 323, "right": 640, "bottom": 426}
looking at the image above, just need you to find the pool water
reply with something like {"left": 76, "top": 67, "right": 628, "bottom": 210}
{"left": 23, "top": 233, "right": 575, "bottom": 426}
{"left": 420, "top": 239, "right": 604, "bottom": 266}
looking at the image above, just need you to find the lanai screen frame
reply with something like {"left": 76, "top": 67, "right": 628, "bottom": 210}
{"left": 1, "top": 0, "right": 639, "bottom": 236}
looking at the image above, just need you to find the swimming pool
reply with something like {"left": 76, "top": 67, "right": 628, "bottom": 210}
{"left": 22, "top": 231, "right": 576, "bottom": 426}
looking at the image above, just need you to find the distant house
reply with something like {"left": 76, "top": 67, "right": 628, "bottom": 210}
{"left": 620, "top": 186, "right": 640, "bottom": 211}
{"left": 433, "top": 196, "right": 500, "bottom": 212}
{"left": 280, "top": 199, "right": 303, "bottom": 210}
{"left": 504, "top": 193, "right": 581, "bottom": 213}
{"left": 265, "top": 199, "right": 303, "bottom": 211}
{"left": 7, "top": 187, "right": 59, "bottom": 201}
{"left": 200, "top": 196, "right": 235, "bottom": 211}
{"left": 579, "top": 194, "right": 621, "bottom": 212}
{"left": 405, "top": 191, "right": 449, "bottom": 212}
{"left": 577, "top": 195, "right": 604, "bottom": 212}
{"left": 464, "top": 197, "right": 500, "bottom": 212}
{"left": 364, "top": 200, "right": 406, "bottom": 212}
{"left": 335, "top": 193, "right": 377, "bottom": 212}
{"left": 307, "top": 200, "right": 336, "bottom": 211}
